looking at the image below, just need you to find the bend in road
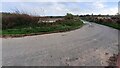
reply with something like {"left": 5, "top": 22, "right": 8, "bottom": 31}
{"left": 2, "top": 21, "right": 119, "bottom": 66}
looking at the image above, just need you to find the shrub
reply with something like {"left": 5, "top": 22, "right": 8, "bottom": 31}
{"left": 65, "top": 13, "right": 74, "bottom": 20}
{"left": 2, "top": 13, "right": 39, "bottom": 29}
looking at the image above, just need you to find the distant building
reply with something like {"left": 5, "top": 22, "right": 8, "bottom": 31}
{"left": 38, "top": 18, "right": 64, "bottom": 23}
{"left": 97, "top": 17, "right": 111, "bottom": 19}
{"left": 118, "top": 1, "right": 120, "bottom": 14}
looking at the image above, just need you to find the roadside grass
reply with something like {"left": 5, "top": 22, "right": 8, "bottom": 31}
{"left": 95, "top": 21, "right": 120, "bottom": 30}
{"left": 1, "top": 12, "right": 84, "bottom": 37}
{"left": 2, "top": 19, "right": 84, "bottom": 37}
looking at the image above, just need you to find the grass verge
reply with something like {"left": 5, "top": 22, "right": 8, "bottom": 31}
{"left": 2, "top": 19, "right": 84, "bottom": 38}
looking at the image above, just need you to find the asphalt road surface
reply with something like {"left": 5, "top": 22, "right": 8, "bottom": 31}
{"left": 2, "top": 21, "right": 119, "bottom": 66}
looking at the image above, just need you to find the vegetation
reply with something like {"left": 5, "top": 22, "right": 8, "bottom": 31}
{"left": 2, "top": 12, "right": 83, "bottom": 37}
{"left": 80, "top": 15, "right": 120, "bottom": 30}
{"left": 65, "top": 13, "right": 74, "bottom": 20}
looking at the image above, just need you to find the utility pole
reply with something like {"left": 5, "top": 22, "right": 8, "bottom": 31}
{"left": 41, "top": 8, "right": 45, "bottom": 16}
{"left": 118, "top": 3, "right": 120, "bottom": 67}
{"left": 38, "top": 8, "right": 46, "bottom": 23}
{"left": 118, "top": 1, "right": 120, "bottom": 15}
{"left": 118, "top": 1, "right": 120, "bottom": 52}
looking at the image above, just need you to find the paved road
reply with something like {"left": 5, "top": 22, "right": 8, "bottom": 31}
{"left": 2, "top": 21, "right": 119, "bottom": 66}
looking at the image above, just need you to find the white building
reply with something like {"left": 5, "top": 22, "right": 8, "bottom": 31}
{"left": 38, "top": 18, "right": 64, "bottom": 23}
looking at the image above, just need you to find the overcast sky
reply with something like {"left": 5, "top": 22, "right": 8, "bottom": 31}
{"left": 1, "top": 0, "right": 120, "bottom": 16}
